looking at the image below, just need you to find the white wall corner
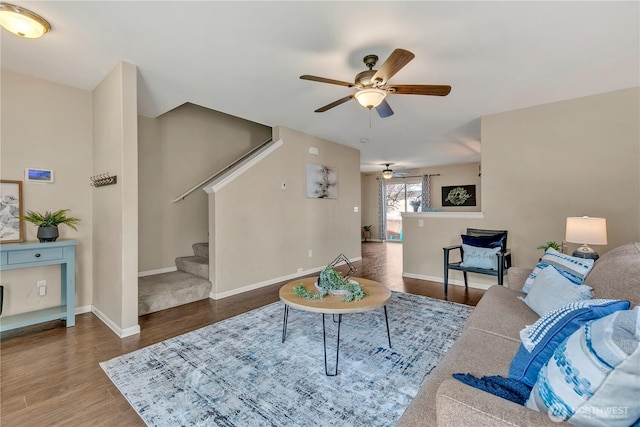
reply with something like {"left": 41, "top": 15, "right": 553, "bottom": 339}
{"left": 91, "top": 305, "right": 141, "bottom": 338}
{"left": 203, "top": 138, "right": 284, "bottom": 194}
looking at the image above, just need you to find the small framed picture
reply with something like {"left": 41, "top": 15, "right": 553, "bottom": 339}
{"left": 0, "top": 180, "right": 24, "bottom": 243}
{"left": 25, "top": 168, "right": 54, "bottom": 183}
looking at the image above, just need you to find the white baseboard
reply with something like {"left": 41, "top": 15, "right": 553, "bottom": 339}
{"left": 138, "top": 266, "right": 177, "bottom": 277}
{"left": 75, "top": 305, "right": 92, "bottom": 315}
{"left": 210, "top": 256, "right": 363, "bottom": 300}
{"left": 401, "top": 272, "right": 493, "bottom": 291}
{"left": 91, "top": 305, "right": 140, "bottom": 338}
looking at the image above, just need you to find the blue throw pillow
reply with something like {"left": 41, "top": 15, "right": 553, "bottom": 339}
{"left": 522, "top": 249, "right": 595, "bottom": 294}
{"left": 461, "top": 233, "right": 506, "bottom": 250}
{"left": 509, "top": 299, "right": 631, "bottom": 387}
{"left": 453, "top": 373, "right": 531, "bottom": 405}
{"left": 526, "top": 307, "right": 640, "bottom": 425}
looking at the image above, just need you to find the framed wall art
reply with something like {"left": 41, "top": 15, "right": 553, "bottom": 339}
{"left": 305, "top": 163, "right": 338, "bottom": 199}
{"left": 0, "top": 180, "right": 24, "bottom": 242}
{"left": 25, "top": 168, "right": 54, "bottom": 183}
{"left": 442, "top": 185, "right": 476, "bottom": 207}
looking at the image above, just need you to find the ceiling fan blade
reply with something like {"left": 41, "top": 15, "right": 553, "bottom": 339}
{"left": 375, "top": 99, "right": 394, "bottom": 118}
{"left": 300, "top": 75, "right": 354, "bottom": 87}
{"left": 371, "top": 48, "right": 415, "bottom": 85}
{"left": 388, "top": 84, "right": 452, "bottom": 96}
{"left": 315, "top": 95, "right": 354, "bottom": 112}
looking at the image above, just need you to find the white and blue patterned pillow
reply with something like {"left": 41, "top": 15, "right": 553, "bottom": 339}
{"left": 522, "top": 249, "right": 595, "bottom": 294}
{"left": 521, "top": 266, "right": 593, "bottom": 317}
{"left": 509, "top": 299, "right": 631, "bottom": 387}
{"left": 526, "top": 307, "right": 640, "bottom": 426}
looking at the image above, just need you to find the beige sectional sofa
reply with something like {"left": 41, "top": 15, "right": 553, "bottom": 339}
{"left": 397, "top": 242, "right": 640, "bottom": 426}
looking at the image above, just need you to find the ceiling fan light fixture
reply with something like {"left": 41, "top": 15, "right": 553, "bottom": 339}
{"left": 355, "top": 88, "right": 386, "bottom": 109}
{"left": 382, "top": 164, "right": 394, "bottom": 180}
{"left": 0, "top": 3, "right": 50, "bottom": 38}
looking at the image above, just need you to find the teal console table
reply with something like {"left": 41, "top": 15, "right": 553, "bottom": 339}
{"left": 0, "top": 240, "right": 78, "bottom": 332}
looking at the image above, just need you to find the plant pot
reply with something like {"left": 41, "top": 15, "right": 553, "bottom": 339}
{"left": 363, "top": 231, "right": 371, "bottom": 241}
{"left": 37, "top": 226, "right": 59, "bottom": 242}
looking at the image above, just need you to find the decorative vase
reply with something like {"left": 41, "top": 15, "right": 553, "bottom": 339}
{"left": 37, "top": 226, "right": 59, "bottom": 242}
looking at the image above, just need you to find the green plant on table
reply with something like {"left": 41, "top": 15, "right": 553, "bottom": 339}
{"left": 21, "top": 209, "right": 80, "bottom": 230}
{"left": 537, "top": 241, "right": 561, "bottom": 252}
{"left": 293, "top": 266, "right": 368, "bottom": 302}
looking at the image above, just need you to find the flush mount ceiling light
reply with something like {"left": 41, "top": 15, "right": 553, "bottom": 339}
{"left": 354, "top": 88, "right": 387, "bottom": 109}
{"left": 0, "top": 3, "right": 51, "bottom": 38}
{"left": 382, "top": 164, "right": 394, "bottom": 180}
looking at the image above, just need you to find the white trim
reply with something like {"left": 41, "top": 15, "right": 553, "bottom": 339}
{"left": 203, "top": 139, "right": 284, "bottom": 194}
{"left": 210, "top": 256, "right": 363, "bottom": 300}
{"left": 401, "top": 211, "right": 484, "bottom": 219}
{"left": 91, "top": 305, "right": 141, "bottom": 338}
{"left": 138, "top": 266, "right": 177, "bottom": 277}
{"left": 401, "top": 272, "right": 493, "bottom": 291}
{"left": 75, "top": 305, "right": 92, "bottom": 315}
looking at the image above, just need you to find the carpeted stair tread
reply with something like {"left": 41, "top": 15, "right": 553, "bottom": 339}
{"left": 175, "top": 256, "right": 208, "bottom": 279}
{"left": 192, "top": 242, "right": 209, "bottom": 258}
{"left": 139, "top": 271, "right": 211, "bottom": 316}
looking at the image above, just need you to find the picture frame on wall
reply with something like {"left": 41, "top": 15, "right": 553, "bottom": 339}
{"left": 0, "top": 180, "right": 24, "bottom": 243}
{"left": 25, "top": 168, "right": 54, "bottom": 183}
{"left": 442, "top": 185, "right": 476, "bottom": 207}
{"left": 305, "top": 163, "right": 338, "bottom": 199}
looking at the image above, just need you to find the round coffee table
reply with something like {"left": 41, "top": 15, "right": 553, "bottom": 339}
{"left": 279, "top": 276, "right": 392, "bottom": 376}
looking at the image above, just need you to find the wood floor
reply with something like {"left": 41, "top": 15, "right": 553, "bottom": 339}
{"left": 0, "top": 242, "right": 484, "bottom": 426}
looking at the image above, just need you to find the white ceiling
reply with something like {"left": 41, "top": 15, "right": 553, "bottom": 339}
{"left": 2, "top": 1, "right": 638, "bottom": 172}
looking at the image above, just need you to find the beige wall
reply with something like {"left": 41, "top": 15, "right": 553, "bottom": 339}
{"left": 91, "top": 62, "right": 139, "bottom": 335}
{"left": 209, "top": 126, "right": 361, "bottom": 296}
{"left": 361, "top": 162, "right": 481, "bottom": 240}
{"left": 0, "top": 70, "right": 93, "bottom": 316}
{"left": 138, "top": 103, "right": 271, "bottom": 272}
{"left": 402, "top": 87, "right": 640, "bottom": 288}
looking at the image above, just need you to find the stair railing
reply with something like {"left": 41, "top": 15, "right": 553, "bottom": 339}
{"left": 172, "top": 137, "right": 273, "bottom": 203}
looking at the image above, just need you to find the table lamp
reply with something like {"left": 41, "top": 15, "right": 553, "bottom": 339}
{"left": 565, "top": 216, "right": 607, "bottom": 260}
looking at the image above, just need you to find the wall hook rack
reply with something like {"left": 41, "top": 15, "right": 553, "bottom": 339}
{"left": 90, "top": 173, "right": 117, "bottom": 187}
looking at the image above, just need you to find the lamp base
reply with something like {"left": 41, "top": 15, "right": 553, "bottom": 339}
{"left": 571, "top": 250, "right": 599, "bottom": 260}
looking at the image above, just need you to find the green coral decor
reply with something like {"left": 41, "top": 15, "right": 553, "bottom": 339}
{"left": 293, "top": 266, "right": 368, "bottom": 302}
{"left": 537, "top": 241, "right": 561, "bottom": 252}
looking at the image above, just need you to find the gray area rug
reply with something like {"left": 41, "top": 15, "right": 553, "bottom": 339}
{"left": 101, "top": 292, "right": 472, "bottom": 426}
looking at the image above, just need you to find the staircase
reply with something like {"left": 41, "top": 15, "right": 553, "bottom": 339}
{"left": 138, "top": 243, "right": 211, "bottom": 316}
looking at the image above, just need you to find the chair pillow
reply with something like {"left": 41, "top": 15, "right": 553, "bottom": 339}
{"left": 460, "top": 244, "right": 501, "bottom": 270}
{"left": 522, "top": 249, "right": 595, "bottom": 294}
{"left": 526, "top": 307, "right": 640, "bottom": 425}
{"left": 521, "top": 266, "right": 593, "bottom": 316}
{"left": 461, "top": 232, "right": 507, "bottom": 250}
{"left": 509, "top": 299, "right": 630, "bottom": 387}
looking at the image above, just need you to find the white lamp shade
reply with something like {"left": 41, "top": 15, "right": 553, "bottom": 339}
{"left": 565, "top": 216, "right": 607, "bottom": 245}
{"left": 355, "top": 88, "right": 386, "bottom": 108}
{"left": 382, "top": 170, "right": 394, "bottom": 179}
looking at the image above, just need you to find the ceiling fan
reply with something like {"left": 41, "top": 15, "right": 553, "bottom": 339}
{"left": 300, "top": 48, "right": 451, "bottom": 118}
{"left": 381, "top": 163, "right": 410, "bottom": 179}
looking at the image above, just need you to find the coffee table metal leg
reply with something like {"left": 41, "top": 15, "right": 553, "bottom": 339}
{"left": 384, "top": 305, "right": 392, "bottom": 348}
{"left": 322, "top": 313, "right": 342, "bottom": 376}
{"left": 282, "top": 304, "right": 289, "bottom": 343}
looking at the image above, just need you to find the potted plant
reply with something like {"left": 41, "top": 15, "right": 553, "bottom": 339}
{"left": 537, "top": 240, "right": 561, "bottom": 252}
{"left": 409, "top": 198, "right": 421, "bottom": 212}
{"left": 363, "top": 225, "right": 372, "bottom": 241}
{"left": 21, "top": 209, "right": 80, "bottom": 242}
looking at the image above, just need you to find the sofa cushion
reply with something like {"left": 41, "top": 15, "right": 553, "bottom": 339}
{"left": 521, "top": 266, "right": 593, "bottom": 316}
{"left": 508, "top": 299, "right": 630, "bottom": 387}
{"left": 526, "top": 307, "right": 640, "bottom": 426}
{"left": 396, "top": 327, "right": 520, "bottom": 427}
{"left": 584, "top": 242, "right": 640, "bottom": 306}
{"left": 467, "top": 285, "right": 539, "bottom": 342}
